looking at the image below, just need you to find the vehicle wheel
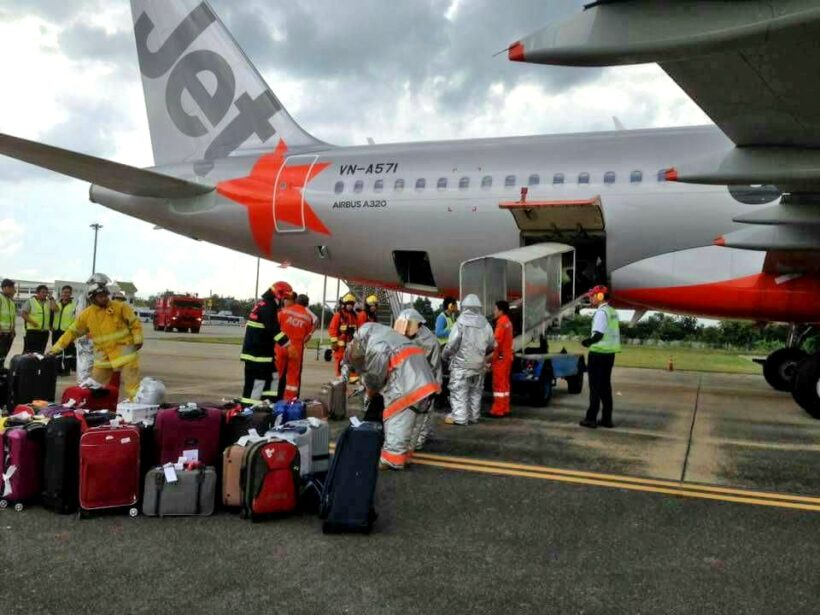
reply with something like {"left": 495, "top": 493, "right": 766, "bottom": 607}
{"left": 179, "top": 327, "right": 189, "bottom": 333}
{"left": 152, "top": 322, "right": 158, "bottom": 331}
{"left": 191, "top": 328, "right": 200, "bottom": 334}
{"left": 763, "top": 348, "right": 806, "bottom": 392}
{"left": 792, "top": 354, "right": 820, "bottom": 419}
{"left": 529, "top": 380, "right": 553, "bottom": 407}
{"left": 566, "top": 373, "right": 584, "bottom": 394}
{"left": 324, "top": 349, "right": 333, "bottom": 362}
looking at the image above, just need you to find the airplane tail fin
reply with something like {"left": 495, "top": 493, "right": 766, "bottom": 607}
{"left": 130, "top": 0, "right": 323, "bottom": 173}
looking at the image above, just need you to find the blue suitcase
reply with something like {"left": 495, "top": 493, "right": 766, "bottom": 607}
{"left": 319, "top": 421, "right": 384, "bottom": 534}
{"left": 273, "top": 400, "right": 306, "bottom": 424}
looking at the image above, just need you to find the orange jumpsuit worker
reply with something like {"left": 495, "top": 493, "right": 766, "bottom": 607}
{"left": 277, "top": 300, "right": 316, "bottom": 400}
{"left": 328, "top": 293, "right": 358, "bottom": 377}
{"left": 489, "top": 300, "right": 514, "bottom": 417}
{"left": 357, "top": 294, "right": 379, "bottom": 327}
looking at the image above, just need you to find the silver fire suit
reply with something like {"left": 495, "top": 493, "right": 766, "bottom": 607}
{"left": 346, "top": 323, "right": 440, "bottom": 469}
{"left": 408, "top": 324, "right": 443, "bottom": 453}
{"left": 442, "top": 299, "right": 495, "bottom": 424}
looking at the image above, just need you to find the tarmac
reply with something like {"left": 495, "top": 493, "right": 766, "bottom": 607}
{"left": 3, "top": 326, "right": 819, "bottom": 614}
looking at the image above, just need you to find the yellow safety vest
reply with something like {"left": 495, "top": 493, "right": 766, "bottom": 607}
{"left": 0, "top": 295, "right": 15, "bottom": 333}
{"left": 52, "top": 301, "right": 76, "bottom": 332}
{"left": 590, "top": 305, "right": 622, "bottom": 354}
{"left": 25, "top": 298, "right": 51, "bottom": 331}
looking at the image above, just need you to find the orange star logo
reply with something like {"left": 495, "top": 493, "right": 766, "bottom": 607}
{"left": 216, "top": 139, "right": 331, "bottom": 257}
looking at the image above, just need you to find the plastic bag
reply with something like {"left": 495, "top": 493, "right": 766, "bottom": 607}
{"left": 75, "top": 337, "right": 94, "bottom": 384}
{"left": 134, "top": 377, "right": 166, "bottom": 405}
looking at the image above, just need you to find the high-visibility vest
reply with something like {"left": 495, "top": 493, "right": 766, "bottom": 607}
{"left": 25, "top": 298, "right": 51, "bottom": 331}
{"left": 53, "top": 301, "right": 76, "bottom": 332}
{"left": 437, "top": 314, "right": 455, "bottom": 344}
{"left": 0, "top": 295, "right": 15, "bottom": 332}
{"left": 590, "top": 305, "right": 622, "bottom": 354}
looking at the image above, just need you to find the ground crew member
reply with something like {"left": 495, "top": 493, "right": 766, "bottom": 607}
{"left": 357, "top": 295, "right": 379, "bottom": 327}
{"left": 296, "top": 294, "right": 318, "bottom": 333}
{"left": 49, "top": 277, "right": 144, "bottom": 399}
{"left": 51, "top": 285, "right": 77, "bottom": 374}
{"left": 328, "top": 293, "right": 358, "bottom": 377}
{"left": 435, "top": 297, "right": 458, "bottom": 345}
{"left": 277, "top": 297, "right": 316, "bottom": 400}
{"left": 344, "top": 322, "right": 439, "bottom": 470}
{"left": 0, "top": 279, "right": 17, "bottom": 368}
{"left": 489, "top": 300, "right": 514, "bottom": 418}
{"left": 442, "top": 294, "right": 495, "bottom": 425}
{"left": 394, "top": 309, "right": 443, "bottom": 454}
{"left": 240, "top": 281, "right": 292, "bottom": 405}
{"left": 22, "top": 284, "right": 52, "bottom": 353}
{"left": 580, "top": 285, "right": 621, "bottom": 429}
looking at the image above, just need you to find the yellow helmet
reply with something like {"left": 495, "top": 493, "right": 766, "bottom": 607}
{"left": 366, "top": 295, "right": 378, "bottom": 306}
{"left": 341, "top": 292, "right": 357, "bottom": 304}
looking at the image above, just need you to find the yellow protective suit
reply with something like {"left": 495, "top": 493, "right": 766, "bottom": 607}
{"left": 52, "top": 301, "right": 144, "bottom": 398}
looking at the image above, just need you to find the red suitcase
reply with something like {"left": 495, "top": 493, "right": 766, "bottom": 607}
{"left": 154, "top": 405, "right": 222, "bottom": 466}
{"left": 61, "top": 385, "right": 119, "bottom": 411}
{"left": 0, "top": 423, "right": 46, "bottom": 511}
{"left": 79, "top": 424, "right": 141, "bottom": 517}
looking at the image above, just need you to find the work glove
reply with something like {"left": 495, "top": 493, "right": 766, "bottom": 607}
{"left": 581, "top": 338, "right": 592, "bottom": 348}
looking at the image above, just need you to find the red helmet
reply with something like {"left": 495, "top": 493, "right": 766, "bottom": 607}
{"left": 587, "top": 285, "right": 609, "bottom": 300}
{"left": 271, "top": 281, "right": 293, "bottom": 299}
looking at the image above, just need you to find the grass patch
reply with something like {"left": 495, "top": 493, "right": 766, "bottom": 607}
{"left": 158, "top": 336, "right": 325, "bottom": 350}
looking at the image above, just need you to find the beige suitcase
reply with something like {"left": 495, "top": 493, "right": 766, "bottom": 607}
{"left": 222, "top": 444, "right": 248, "bottom": 508}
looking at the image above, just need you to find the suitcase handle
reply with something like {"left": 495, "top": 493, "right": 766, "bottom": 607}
{"left": 177, "top": 407, "right": 206, "bottom": 419}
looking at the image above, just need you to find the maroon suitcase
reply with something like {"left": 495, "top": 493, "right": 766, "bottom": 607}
{"left": 0, "top": 423, "right": 46, "bottom": 511}
{"left": 154, "top": 405, "right": 222, "bottom": 466}
{"left": 79, "top": 424, "right": 141, "bottom": 516}
{"left": 61, "top": 385, "right": 119, "bottom": 411}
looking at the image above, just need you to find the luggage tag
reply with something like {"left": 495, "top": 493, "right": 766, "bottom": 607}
{"left": 307, "top": 417, "right": 321, "bottom": 428}
{"left": 1, "top": 466, "right": 17, "bottom": 497}
{"left": 175, "top": 457, "right": 186, "bottom": 471}
{"left": 163, "top": 463, "right": 179, "bottom": 483}
{"left": 182, "top": 449, "right": 199, "bottom": 463}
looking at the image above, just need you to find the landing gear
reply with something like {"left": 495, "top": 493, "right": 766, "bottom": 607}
{"left": 763, "top": 348, "right": 807, "bottom": 392}
{"left": 792, "top": 354, "right": 820, "bottom": 419}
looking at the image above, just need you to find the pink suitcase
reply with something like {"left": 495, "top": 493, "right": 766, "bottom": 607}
{"left": 79, "top": 424, "right": 141, "bottom": 517}
{"left": 154, "top": 405, "right": 222, "bottom": 466}
{"left": 0, "top": 423, "right": 46, "bottom": 511}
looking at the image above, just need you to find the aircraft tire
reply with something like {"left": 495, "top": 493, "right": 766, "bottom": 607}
{"left": 791, "top": 354, "right": 820, "bottom": 419}
{"left": 763, "top": 348, "right": 806, "bottom": 392}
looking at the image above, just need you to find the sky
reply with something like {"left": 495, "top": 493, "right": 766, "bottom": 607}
{"left": 0, "top": 0, "right": 709, "bottom": 302}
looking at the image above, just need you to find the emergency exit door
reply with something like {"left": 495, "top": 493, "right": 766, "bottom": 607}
{"left": 273, "top": 154, "right": 320, "bottom": 233}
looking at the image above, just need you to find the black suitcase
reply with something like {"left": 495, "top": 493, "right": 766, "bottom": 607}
{"left": 9, "top": 354, "right": 57, "bottom": 407}
{"left": 221, "top": 407, "right": 274, "bottom": 448}
{"left": 0, "top": 367, "right": 8, "bottom": 410}
{"left": 42, "top": 414, "right": 83, "bottom": 514}
{"left": 320, "top": 421, "right": 384, "bottom": 534}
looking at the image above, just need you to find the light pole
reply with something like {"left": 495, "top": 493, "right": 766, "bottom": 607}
{"left": 255, "top": 257, "right": 261, "bottom": 300}
{"left": 90, "top": 223, "right": 103, "bottom": 274}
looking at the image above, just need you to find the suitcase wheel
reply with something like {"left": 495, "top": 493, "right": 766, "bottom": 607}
{"left": 129, "top": 508, "right": 139, "bottom": 518}
{"left": 14, "top": 503, "right": 23, "bottom": 513}
{"left": 78, "top": 509, "right": 90, "bottom": 520}
{"left": 0, "top": 499, "right": 7, "bottom": 510}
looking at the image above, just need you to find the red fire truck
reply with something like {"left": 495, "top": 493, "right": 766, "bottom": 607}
{"left": 153, "top": 294, "right": 205, "bottom": 333}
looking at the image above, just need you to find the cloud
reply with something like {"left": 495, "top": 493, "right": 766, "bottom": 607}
{"left": 0, "top": 219, "right": 24, "bottom": 256}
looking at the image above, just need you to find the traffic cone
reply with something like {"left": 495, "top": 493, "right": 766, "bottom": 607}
{"left": 667, "top": 357, "right": 674, "bottom": 372}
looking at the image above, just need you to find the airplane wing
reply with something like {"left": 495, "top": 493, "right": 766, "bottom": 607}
{"left": 0, "top": 133, "right": 213, "bottom": 199}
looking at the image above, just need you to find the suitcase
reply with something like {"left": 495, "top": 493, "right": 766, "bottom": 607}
{"left": 268, "top": 424, "right": 312, "bottom": 477}
{"left": 283, "top": 419, "right": 330, "bottom": 474}
{"left": 42, "top": 414, "right": 83, "bottom": 514}
{"left": 320, "top": 421, "right": 384, "bottom": 534}
{"left": 0, "top": 423, "right": 46, "bottom": 510}
{"left": 242, "top": 438, "right": 300, "bottom": 520}
{"left": 222, "top": 443, "right": 250, "bottom": 508}
{"left": 273, "top": 399, "right": 306, "bottom": 423}
{"left": 79, "top": 424, "right": 141, "bottom": 516}
{"left": 154, "top": 404, "right": 222, "bottom": 466}
{"left": 84, "top": 410, "right": 116, "bottom": 429}
{"left": 0, "top": 367, "right": 8, "bottom": 410}
{"left": 142, "top": 465, "right": 217, "bottom": 517}
{"left": 305, "top": 400, "right": 328, "bottom": 420}
{"left": 116, "top": 402, "right": 159, "bottom": 425}
{"left": 319, "top": 379, "right": 347, "bottom": 420}
{"left": 61, "top": 385, "right": 119, "bottom": 411}
{"left": 9, "top": 354, "right": 57, "bottom": 407}
{"left": 222, "top": 406, "right": 274, "bottom": 448}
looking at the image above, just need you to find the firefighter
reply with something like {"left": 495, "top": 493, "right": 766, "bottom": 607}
{"left": 489, "top": 300, "right": 514, "bottom": 418}
{"left": 357, "top": 294, "right": 379, "bottom": 327}
{"left": 51, "top": 285, "right": 77, "bottom": 374}
{"left": 240, "top": 281, "right": 292, "bottom": 405}
{"left": 328, "top": 292, "right": 358, "bottom": 377}
{"left": 580, "top": 285, "right": 621, "bottom": 429}
{"left": 0, "top": 279, "right": 16, "bottom": 368}
{"left": 22, "top": 284, "right": 52, "bottom": 353}
{"left": 344, "top": 322, "right": 439, "bottom": 470}
{"left": 277, "top": 296, "right": 316, "bottom": 400}
{"left": 48, "top": 277, "right": 144, "bottom": 399}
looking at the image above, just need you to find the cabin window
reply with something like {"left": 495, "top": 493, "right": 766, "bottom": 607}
{"left": 354, "top": 180, "right": 364, "bottom": 193}
{"left": 415, "top": 178, "right": 426, "bottom": 191}
{"left": 528, "top": 174, "right": 540, "bottom": 186}
{"left": 374, "top": 179, "right": 384, "bottom": 192}
{"left": 459, "top": 176, "right": 470, "bottom": 190}
{"left": 504, "top": 174, "right": 516, "bottom": 188}
{"left": 334, "top": 181, "right": 344, "bottom": 194}
{"left": 553, "top": 173, "right": 564, "bottom": 185}
{"left": 437, "top": 177, "right": 448, "bottom": 190}
{"left": 481, "top": 175, "right": 492, "bottom": 189}
{"left": 604, "top": 171, "right": 616, "bottom": 185}
{"left": 630, "top": 170, "right": 643, "bottom": 184}
{"left": 578, "top": 172, "right": 590, "bottom": 184}
{"left": 394, "top": 179, "right": 405, "bottom": 192}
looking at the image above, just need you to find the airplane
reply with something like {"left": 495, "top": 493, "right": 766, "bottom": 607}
{"left": 1, "top": 0, "right": 818, "bottom": 419}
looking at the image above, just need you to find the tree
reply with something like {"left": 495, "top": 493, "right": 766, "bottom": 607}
{"left": 309, "top": 303, "right": 334, "bottom": 325}
{"left": 413, "top": 297, "right": 437, "bottom": 330}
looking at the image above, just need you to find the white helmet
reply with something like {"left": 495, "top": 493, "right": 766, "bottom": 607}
{"left": 461, "top": 294, "right": 482, "bottom": 309}
{"left": 86, "top": 273, "right": 112, "bottom": 286}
